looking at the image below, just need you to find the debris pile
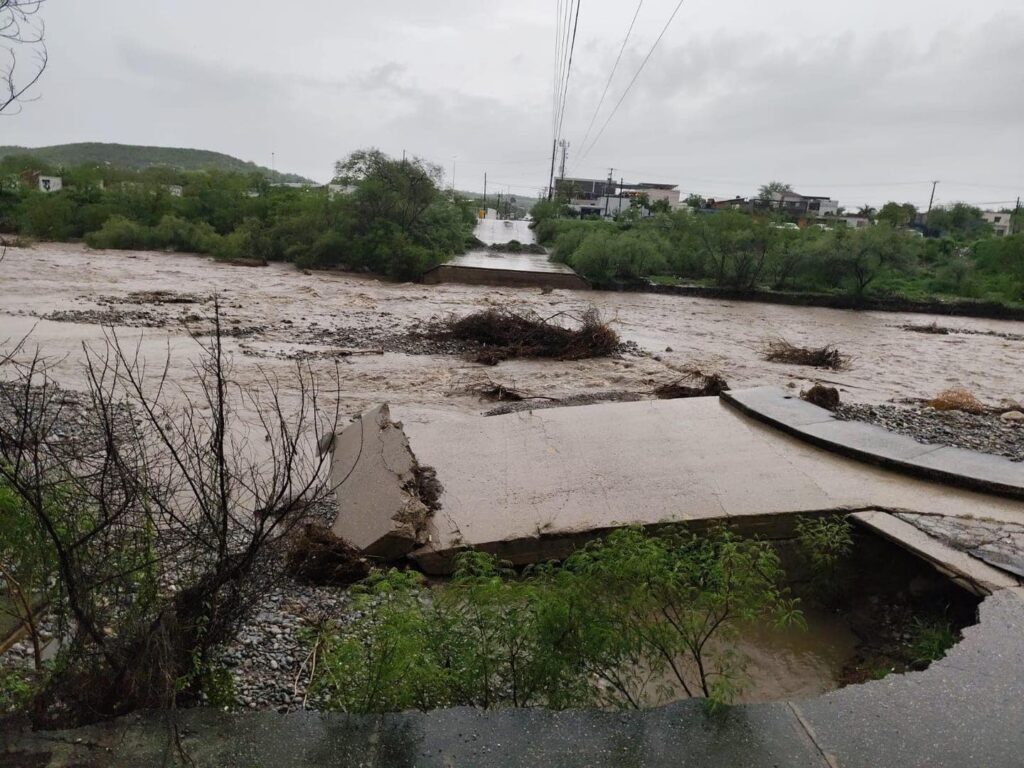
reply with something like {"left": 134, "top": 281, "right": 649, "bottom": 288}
{"left": 653, "top": 369, "right": 729, "bottom": 399}
{"left": 763, "top": 338, "right": 848, "bottom": 370}
{"left": 426, "top": 308, "right": 620, "bottom": 364}
{"left": 286, "top": 523, "right": 370, "bottom": 586}
{"left": 926, "top": 388, "right": 987, "bottom": 415}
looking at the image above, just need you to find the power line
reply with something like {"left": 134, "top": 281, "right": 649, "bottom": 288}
{"left": 577, "top": 0, "right": 644, "bottom": 156}
{"left": 574, "top": 0, "right": 687, "bottom": 169}
{"left": 554, "top": 0, "right": 574, "bottom": 141}
{"left": 555, "top": 0, "right": 582, "bottom": 145}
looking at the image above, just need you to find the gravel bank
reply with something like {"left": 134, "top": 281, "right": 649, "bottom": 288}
{"left": 834, "top": 403, "right": 1024, "bottom": 462}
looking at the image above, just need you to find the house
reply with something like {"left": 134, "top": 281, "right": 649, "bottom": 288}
{"left": 619, "top": 182, "right": 681, "bottom": 208}
{"left": 707, "top": 197, "right": 750, "bottom": 211}
{"left": 164, "top": 184, "right": 183, "bottom": 197}
{"left": 983, "top": 211, "right": 1013, "bottom": 238}
{"left": 562, "top": 178, "right": 680, "bottom": 219}
{"left": 765, "top": 191, "right": 839, "bottom": 217}
{"left": 20, "top": 171, "right": 63, "bottom": 193}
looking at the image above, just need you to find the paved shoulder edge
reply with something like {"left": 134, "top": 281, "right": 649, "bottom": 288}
{"left": 720, "top": 387, "right": 1024, "bottom": 500}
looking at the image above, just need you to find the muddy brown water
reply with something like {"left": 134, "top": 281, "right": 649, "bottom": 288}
{"left": 2, "top": 243, "right": 1023, "bottom": 416}
{"left": 1, "top": 243, "right": 1007, "bottom": 705}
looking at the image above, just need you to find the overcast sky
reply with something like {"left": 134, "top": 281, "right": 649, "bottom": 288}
{"left": 5, "top": 0, "right": 1023, "bottom": 208}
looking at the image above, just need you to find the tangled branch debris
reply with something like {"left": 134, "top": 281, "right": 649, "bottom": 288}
{"left": 427, "top": 308, "right": 620, "bottom": 364}
{"left": 763, "top": 338, "right": 848, "bottom": 370}
{"left": 927, "top": 388, "right": 987, "bottom": 415}
{"left": 653, "top": 370, "right": 730, "bottom": 399}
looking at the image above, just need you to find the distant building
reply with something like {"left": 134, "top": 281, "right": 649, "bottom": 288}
{"left": 766, "top": 191, "right": 839, "bottom": 217}
{"left": 561, "top": 177, "right": 679, "bottom": 219}
{"left": 165, "top": 184, "right": 183, "bottom": 197}
{"left": 707, "top": 197, "right": 750, "bottom": 211}
{"left": 20, "top": 171, "right": 63, "bottom": 193}
{"left": 557, "top": 177, "right": 617, "bottom": 201}
{"left": 620, "top": 182, "right": 681, "bottom": 208}
{"left": 326, "top": 183, "right": 356, "bottom": 199}
{"left": 831, "top": 215, "right": 871, "bottom": 229}
{"left": 982, "top": 211, "right": 1012, "bottom": 238}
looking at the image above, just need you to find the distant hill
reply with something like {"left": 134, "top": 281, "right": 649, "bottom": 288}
{"left": 0, "top": 142, "right": 314, "bottom": 183}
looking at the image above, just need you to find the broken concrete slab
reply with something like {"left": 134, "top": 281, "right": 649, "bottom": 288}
{"left": 849, "top": 511, "right": 1020, "bottom": 595}
{"left": 897, "top": 512, "right": 1024, "bottom": 579}
{"left": 329, "top": 404, "right": 433, "bottom": 560}
{"left": 382, "top": 398, "right": 1024, "bottom": 573}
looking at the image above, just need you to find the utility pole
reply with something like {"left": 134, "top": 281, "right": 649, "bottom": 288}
{"left": 558, "top": 140, "right": 569, "bottom": 183}
{"left": 1013, "top": 196, "right": 1021, "bottom": 235}
{"left": 547, "top": 138, "right": 558, "bottom": 200}
{"left": 483, "top": 172, "right": 487, "bottom": 206}
{"left": 925, "top": 180, "right": 939, "bottom": 228}
{"left": 605, "top": 167, "right": 614, "bottom": 217}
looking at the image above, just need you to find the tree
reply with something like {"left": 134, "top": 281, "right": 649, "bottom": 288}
{"left": 334, "top": 148, "right": 442, "bottom": 239}
{"left": 927, "top": 203, "right": 993, "bottom": 241}
{"left": 877, "top": 202, "right": 918, "bottom": 228}
{"left": 1, "top": 0, "right": 47, "bottom": 114}
{"left": 856, "top": 205, "right": 877, "bottom": 221}
{"left": 757, "top": 181, "right": 793, "bottom": 202}
{"left": 833, "top": 224, "right": 905, "bottom": 295}
{"left": 699, "top": 211, "right": 773, "bottom": 290}
{"left": 684, "top": 193, "right": 704, "bottom": 210}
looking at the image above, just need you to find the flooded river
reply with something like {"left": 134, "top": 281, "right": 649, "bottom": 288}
{"left": 2, "top": 242, "right": 1022, "bottom": 413}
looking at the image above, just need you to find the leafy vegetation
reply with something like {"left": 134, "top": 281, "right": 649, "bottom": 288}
{"left": 531, "top": 200, "right": 1023, "bottom": 305}
{"left": 794, "top": 515, "right": 854, "bottom": 602}
{"left": 907, "top": 618, "right": 957, "bottom": 666}
{"left": 310, "top": 526, "right": 802, "bottom": 713}
{"left": 0, "top": 148, "right": 478, "bottom": 280}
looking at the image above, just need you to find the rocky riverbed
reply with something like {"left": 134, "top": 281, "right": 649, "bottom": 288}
{"left": 834, "top": 403, "right": 1024, "bottom": 462}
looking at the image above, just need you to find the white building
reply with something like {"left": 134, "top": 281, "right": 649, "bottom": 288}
{"left": 982, "top": 211, "right": 1013, "bottom": 238}
{"left": 21, "top": 171, "right": 63, "bottom": 193}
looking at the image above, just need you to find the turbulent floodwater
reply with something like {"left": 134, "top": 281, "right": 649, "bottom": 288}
{"left": 2, "top": 242, "right": 1022, "bottom": 414}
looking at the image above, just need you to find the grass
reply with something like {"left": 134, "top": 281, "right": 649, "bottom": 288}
{"left": 908, "top": 618, "right": 957, "bottom": 666}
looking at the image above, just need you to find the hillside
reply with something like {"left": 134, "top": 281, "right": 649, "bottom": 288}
{"left": 0, "top": 142, "right": 313, "bottom": 183}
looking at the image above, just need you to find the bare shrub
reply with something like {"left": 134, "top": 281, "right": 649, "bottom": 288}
{"left": 0, "top": 299, "right": 341, "bottom": 726}
{"left": 927, "top": 388, "right": 987, "bottom": 415}
{"left": 763, "top": 338, "right": 848, "bottom": 370}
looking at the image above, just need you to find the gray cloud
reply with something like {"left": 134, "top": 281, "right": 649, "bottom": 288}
{"left": 4, "top": 1, "right": 1021, "bottom": 206}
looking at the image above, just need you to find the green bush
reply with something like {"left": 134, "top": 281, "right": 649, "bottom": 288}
{"left": 310, "top": 526, "right": 801, "bottom": 713}
{"left": 794, "top": 515, "right": 853, "bottom": 601}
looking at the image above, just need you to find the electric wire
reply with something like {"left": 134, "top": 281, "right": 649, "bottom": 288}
{"left": 577, "top": 0, "right": 644, "bottom": 159}
{"left": 574, "top": 0, "right": 687, "bottom": 170}
{"left": 555, "top": 0, "right": 581, "bottom": 145}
